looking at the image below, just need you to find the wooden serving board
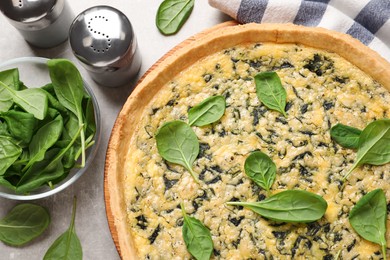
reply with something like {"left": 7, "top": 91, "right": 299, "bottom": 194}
{"left": 104, "top": 20, "right": 238, "bottom": 258}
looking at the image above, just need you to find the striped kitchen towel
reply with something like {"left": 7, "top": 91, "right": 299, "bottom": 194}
{"left": 209, "top": 0, "right": 390, "bottom": 62}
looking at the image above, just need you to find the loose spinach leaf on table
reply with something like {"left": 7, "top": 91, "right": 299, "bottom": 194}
{"left": 0, "top": 137, "right": 22, "bottom": 176}
{"left": 156, "top": 0, "right": 195, "bottom": 35}
{"left": 0, "top": 203, "right": 50, "bottom": 246}
{"left": 188, "top": 95, "right": 226, "bottom": 127}
{"left": 330, "top": 123, "right": 361, "bottom": 149}
{"left": 227, "top": 190, "right": 327, "bottom": 223}
{"left": 156, "top": 120, "right": 199, "bottom": 182}
{"left": 0, "top": 110, "right": 37, "bottom": 146}
{"left": 344, "top": 119, "right": 390, "bottom": 180}
{"left": 181, "top": 203, "right": 213, "bottom": 260}
{"left": 349, "top": 189, "right": 387, "bottom": 260}
{"left": 44, "top": 197, "right": 82, "bottom": 260}
{"left": 254, "top": 71, "right": 287, "bottom": 117}
{"left": 0, "top": 69, "right": 20, "bottom": 112}
{"left": 48, "top": 59, "right": 86, "bottom": 167}
{"left": 244, "top": 151, "right": 276, "bottom": 194}
{"left": 0, "top": 81, "right": 48, "bottom": 120}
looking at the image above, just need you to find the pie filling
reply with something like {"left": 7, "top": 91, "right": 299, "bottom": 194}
{"left": 123, "top": 43, "right": 390, "bottom": 259}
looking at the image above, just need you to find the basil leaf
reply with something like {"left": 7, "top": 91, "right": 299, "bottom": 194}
{"left": 156, "top": 120, "right": 199, "bottom": 181}
{"left": 254, "top": 71, "right": 287, "bottom": 117}
{"left": 0, "top": 204, "right": 50, "bottom": 246}
{"left": 0, "top": 81, "right": 48, "bottom": 120}
{"left": 0, "top": 110, "right": 37, "bottom": 146}
{"left": 244, "top": 151, "right": 276, "bottom": 193}
{"left": 330, "top": 123, "right": 361, "bottom": 149}
{"left": 44, "top": 197, "right": 82, "bottom": 260}
{"left": 22, "top": 114, "right": 63, "bottom": 172}
{"left": 188, "top": 95, "right": 226, "bottom": 127}
{"left": 48, "top": 59, "right": 86, "bottom": 167}
{"left": 156, "top": 0, "right": 194, "bottom": 35}
{"left": 344, "top": 119, "right": 390, "bottom": 180}
{"left": 349, "top": 189, "right": 387, "bottom": 259}
{"left": 227, "top": 190, "right": 328, "bottom": 223}
{"left": 0, "top": 137, "right": 22, "bottom": 176}
{"left": 181, "top": 203, "right": 213, "bottom": 260}
{"left": 0, "top": 68, "right": 20, "bottom": 112}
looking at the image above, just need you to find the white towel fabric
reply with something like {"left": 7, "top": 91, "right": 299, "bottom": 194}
{"left": 209, "top": 0, "right": 390, "bottom": 62}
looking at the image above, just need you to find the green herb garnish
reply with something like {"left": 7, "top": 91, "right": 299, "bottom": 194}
{"left": 254, "top": 71, "right": 287, "bottom": 117}
{"left": 181, "top": 203, "right": 213, "bottom": 260}
{"left": 156, "top": 120, "right": 199, "bottom": 182}
{"left": 188, "top": 95, "right": 226, "bottom": 126}
{"left": 227, "top": 190, "right": 327, "bottom": 223}
{"left": 344, "top": 119, "right": 390, "bottom": 180}
{"left": 244, "top": 151, "right": 276, "bottom": 195}
{"left": 349, "top": 189, "right": 387, "bottom": 260}
{"left": 330, "top": 123, "right": 361, "bottom": 149}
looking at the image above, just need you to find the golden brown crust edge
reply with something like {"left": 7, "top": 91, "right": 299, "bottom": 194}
{"left": 104, "top": 22, "right": 390, "bottom": 260}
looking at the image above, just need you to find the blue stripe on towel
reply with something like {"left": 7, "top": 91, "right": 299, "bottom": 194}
{"left": 346, "top": 23, "right": 374, "bottom": 45}
{"left": 293, "top": 0, "right": 330, "bottom": 26}
{"left": 237, "top": 0, "right": 269, "bottom": 23}
{"left": 354, "top": 0, "right": 390, "bottom": 34}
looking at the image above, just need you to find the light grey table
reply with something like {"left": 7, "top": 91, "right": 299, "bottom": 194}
{"left": 0, "top": 1, "right": 230, "bottom": 259}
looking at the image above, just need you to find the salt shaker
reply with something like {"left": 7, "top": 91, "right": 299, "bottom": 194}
{"left": 69, "top": 6, "right": 142, "bottom": 87}
{"left": 0, "top": 0, "right": 74, "bottom": 48}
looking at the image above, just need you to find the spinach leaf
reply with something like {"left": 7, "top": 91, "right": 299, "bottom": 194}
{"left": 0, "top": 110, "right": 37, "bottom": 146}
{"left": 17, "top": 149, "right": 65, "bottom": 193}
{"left": 156, "top": 120, "right": 199, "bottom": 182}
{"left": 47, "top": 59, "right": 86, "bottom": 167}
{"left": 181, "top": 203, "right": 213, "bottom": 260}
{"left": 344, "top": 119, "right": 390, "bottom": 180}
{"left": 244, "top": 151, "right": 276, "bottom": 194}
{"left": 254, "top": 71, "right": 287, "bottom": 117}
{"left": 330, "top": 123, "right": 361, "bottom": 149}
{"left": 0, "top": 203, "right": 50, "bottom": 246}
{"left": 22, "top": 114, "right": 63, "bottom": 172}
{"left": 188, "top": 95, "right": 226, "bottom": 127}
{"left": 84, "top": 96, "right": 96, "bottom": 136}
{"left": 0, "top": 137, "right": 22, "bottom": 175}
{"left": 44, "top": 197, "right": 82, "bottom": 260}
{"left": 0, "top": 69, "right": 19, "bottom": 112}
{"left": 42, "top": 88, "right": 67, "bottom": 114}
{"left": 0, "top": 121, "right": 9, "bottom": 136}
{"left": 227, "top": 190, "right": 327, "bottom": 223}
{"left": 0, "top": 176, "right": 15, "bottom": 190}
{"left": 349, "top": 189, "right": 387, "bottom": 259}
{"left": 17, "top": 125, "right": 82, "bottom": 193}
{"left": 0, "top": 81, "right": 48, "bottom": 120}
{"left": 156, "top": 0, "right": 194, "bottom": 35}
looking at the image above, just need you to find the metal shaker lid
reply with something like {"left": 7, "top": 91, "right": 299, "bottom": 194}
{"left": 0, "top": 0, "right": 64, "bottom": 30}
{"left": 69, "top": 6, "right": 134, "bottom": 68}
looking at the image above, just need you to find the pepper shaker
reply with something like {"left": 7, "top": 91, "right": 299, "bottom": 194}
{"left": 0, "top": 0, "right": 74, "bottom": 48}
{"left": 69, "top": 6, "right": 142, "bottom": 87}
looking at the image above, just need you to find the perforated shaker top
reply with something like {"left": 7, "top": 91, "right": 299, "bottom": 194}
{"left": 0, "top": 0, "right": 64, "bottom": 29}
{"left": 69, "top": 6, "right": 134, "bottom": 68}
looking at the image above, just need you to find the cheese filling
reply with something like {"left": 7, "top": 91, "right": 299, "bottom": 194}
{"left": 124, "top": 43, "right": 390, "bottom": 259}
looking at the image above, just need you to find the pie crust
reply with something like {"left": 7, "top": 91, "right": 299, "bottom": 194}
{"left": 104, "top": 22, "right": 390, "bottom": 259}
